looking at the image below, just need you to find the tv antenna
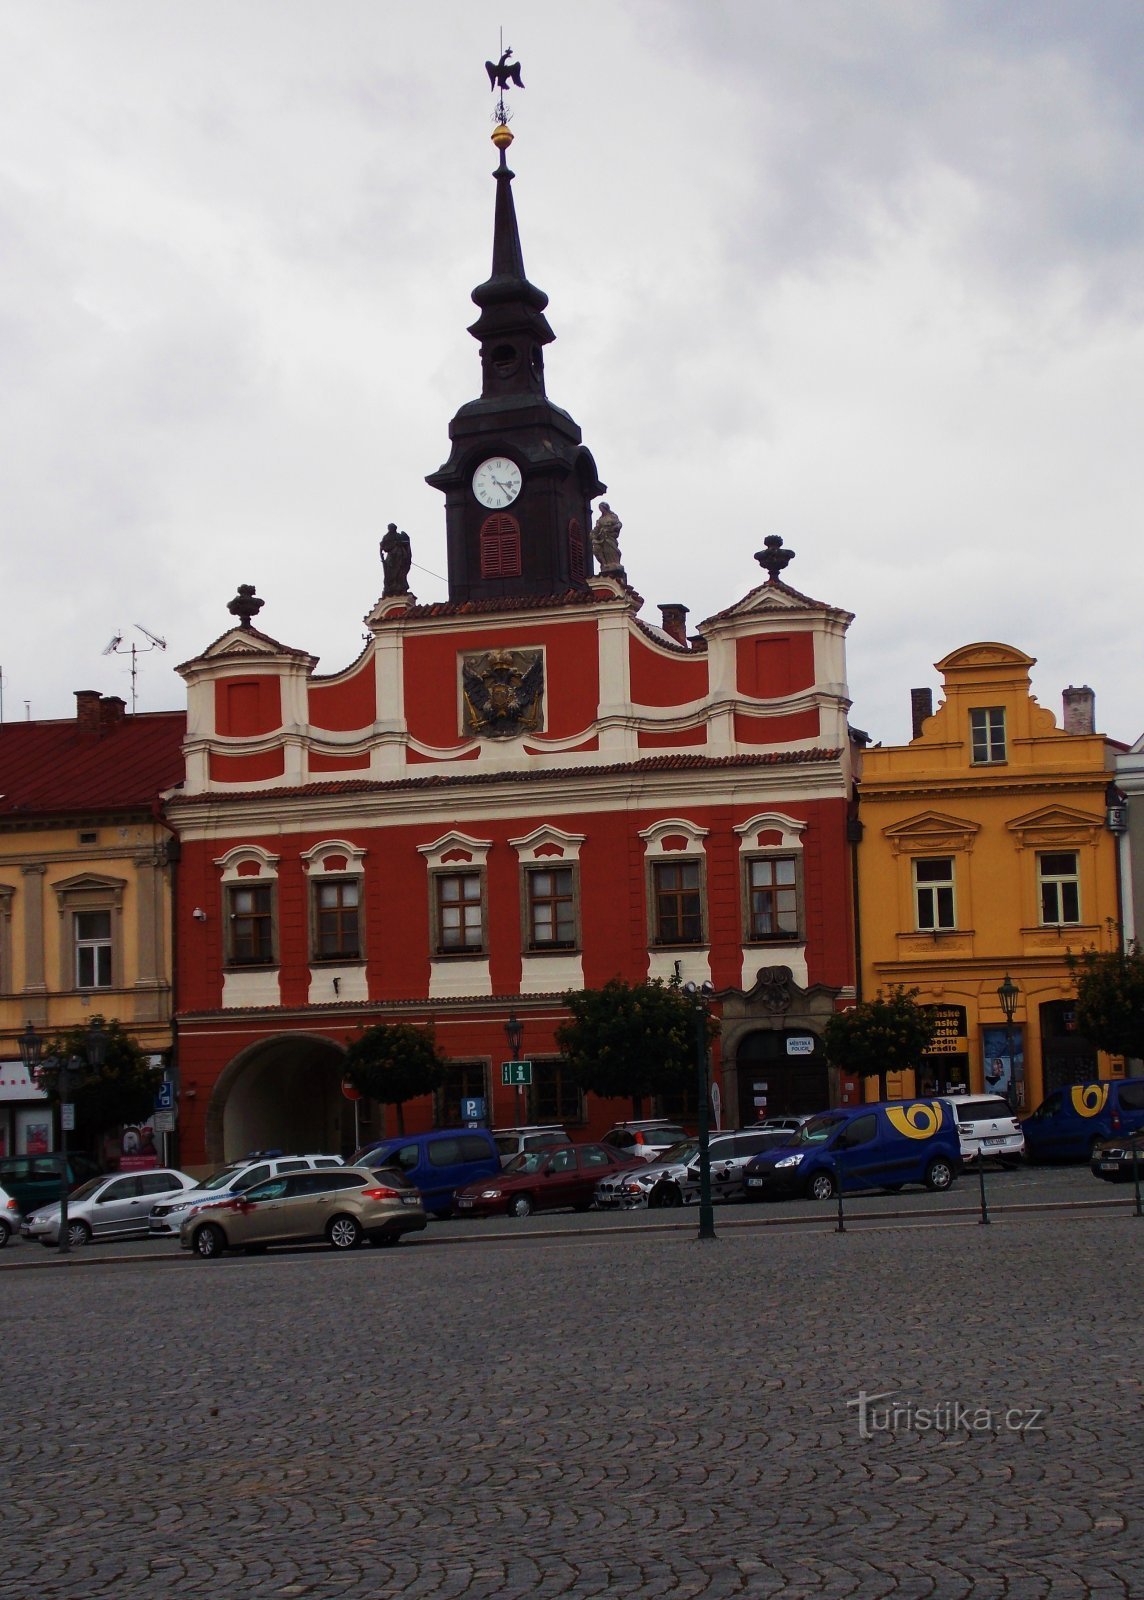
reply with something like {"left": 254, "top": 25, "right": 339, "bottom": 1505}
{"left": 102, "top": 623, "right": 167, "bottom": 712}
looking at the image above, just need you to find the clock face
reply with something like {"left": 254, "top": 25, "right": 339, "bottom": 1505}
{"left": 472, "top": 456, "right": 522, "bottom": 510}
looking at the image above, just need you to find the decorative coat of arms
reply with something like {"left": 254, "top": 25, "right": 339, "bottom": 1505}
{"left": 755, "top": 966, "right": 794, "bottom": 1016}
{"left": 461, "top": 648, "right": 544, "bottom": 739}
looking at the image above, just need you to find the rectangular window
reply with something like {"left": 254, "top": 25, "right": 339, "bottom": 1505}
{"left": 970, "top": 707, "right": 1007, "bottom": 764}
{"left": 530, "top": 1059, "right": 584, "bottom": 1125}
{"left": 313, "top": 879, "right": 361, "bottom": 961}
{"left": 436, "top": 872, "right": 484, "bottom": 954}
{"left": 438, "top": 1062, "right": 487, "bottom": 1128}
{"left": 228, "top": 884, "right": 275, "bottom": 965}
{"left": 74, "top": 910, "right": 112, "bottom": 989}
{"left": 746, "top": 856, "right": 799, "bottom": 941}
{"left": 914, "top": 857, "right": 956, "bottom": 931}
{"left": 1038, "top": 852, "right": 1080, "bottom": 925}
{"left": 652, "top": 860, "right": 703, "bottom": 946}
{"left": 526, "top": 867, "right": 576, "bottom": 950}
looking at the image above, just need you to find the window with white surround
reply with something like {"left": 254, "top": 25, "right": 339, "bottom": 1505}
{"left": 970, "top": 707, "right": 1006, "bottom": 764}
{"left": 639, "top": 818, "right": 709, "bottom": 951}
{"left": 914, "top": 858, "right": 956, "bottom": 931}
{"left": 215, "top": 846, "right": 280, "bottom": 970}
{"left": 1038, "top": 852, "right": 1080, "bottom": 925}
{"left": 417, "top": 833, "right": 493, "bottom": 964}
{"left": 735, "top": 813, "right": 808, "bottom": 954}
{"left": 302, "top": 841, "right": 367, "bottom": 964}
{"left": 53, "top": 873, "right": 126, "bottom": 993}
{"left": 526, "top": 866, "right": 577, "bottom": 950}
{"left": 74, "top": 910, "right": 113, "bottom": 988}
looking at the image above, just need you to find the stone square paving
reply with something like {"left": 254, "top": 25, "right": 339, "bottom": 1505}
{"left": 1, "top": 1210, "right": 1140, "bottom": 1599}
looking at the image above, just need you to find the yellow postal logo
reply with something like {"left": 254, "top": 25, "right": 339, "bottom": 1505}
{"left": 885, "top": 1101, "right": 943, "bottom": 1140}
{"left": 1070, "top": 1084, "right": 1108, "bottom": 1118}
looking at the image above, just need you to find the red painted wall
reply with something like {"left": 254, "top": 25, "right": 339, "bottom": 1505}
{"left": 628, "top": 634, "right": 709, "bottom": 707}
{"left": 308, "top": 664, "right": 376, "bottom": 731}
{"left": 736, "top": 633, "right": 815, "bottom": 698}
{"left": 215, "top": 676, "right": 282, "bottom": 736}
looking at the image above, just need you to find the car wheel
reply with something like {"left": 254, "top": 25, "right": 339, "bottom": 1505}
{"left": 328, "top": 1214, "right": 363, "bottom": 1250}
{"left": 808, "top": 1171, "right": 836, "bottom": 1201}
{"left": 66, "top": 1219, "right": 92, "bottom": 1247}
{"left": 925, "top": 1158, "right": 954, "bottom": 1192}
{"left": 0, "top": 1220, "right": 10, "bottom": 1247}
{"left": 193, "top": 1223, "right": 226, "bottom": 1259}
{"left": 508, "top": 1194, "right": 533, "bottom": 1218}
{"left": 660, "top": 1183, "right": 684, "bottom": 1209}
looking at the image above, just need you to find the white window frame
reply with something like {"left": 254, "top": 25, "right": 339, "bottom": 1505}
{"left": 1038, "top": 851, "right": 1081, "bottom": 926}
{"left": 970, "top": 707, "right": 1007, "bottom": 765}
{"left": 913, "top": 857, "right": 956, "bottom": 932}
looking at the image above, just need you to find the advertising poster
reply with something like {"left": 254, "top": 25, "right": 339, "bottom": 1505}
{"left": 981, "top": 1025, "right": 1025, "bottom": 1107}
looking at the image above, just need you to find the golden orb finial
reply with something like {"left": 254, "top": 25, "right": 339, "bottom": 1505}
{"left": 491, "top": 122, "right": 514, "bottom": 151}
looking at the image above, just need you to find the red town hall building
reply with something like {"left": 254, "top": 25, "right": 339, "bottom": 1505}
{"left": 170, "top": 120, "right": 861, "bottom": 1165}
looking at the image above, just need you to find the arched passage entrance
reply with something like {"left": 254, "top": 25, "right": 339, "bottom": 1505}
{"left": 735, "top": 1029, "right": 829, "bottom": 1125}
{"left": 205, "top": 1034, "right": 351, "bottom": 1164}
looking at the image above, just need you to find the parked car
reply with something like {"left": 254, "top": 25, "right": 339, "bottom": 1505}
{"left": 0, "top": 1152, "right": 102, "bottom": 1216}
{"left": 1022, "top": 1078, "right": 1144, "bottom": 1162}
{"left": 1090, "top": 1131, "right": 1144, "bottom": 1183}
{"left": 600, "top": 1121, "right": 690, "bottom": 1162}
{"left": 23, "top": 1168, "right": 200, "bottom": 1248}
{"left": 350, "top": 1128, "right": 500, "bottom": 1217}
{"left": 181, "top": 1166, "right": 426, "bottom": 1257}
{"left": 595, "top": 1128, "right": 797, "bottom": 1209}
{"left": 743, "top": 1099, "right": 962, "bottom": 1200}
{"left": 148, "top": 1153, "right": 345, "bottom": 1236}
{"left": 753, "top": 1114, "right": 814, "bottom": 1135}
{"left": 491, "top": 1125, "right": 572, "bottom": 1166}
{"left": 948, "top": 1094, "right": 1025, "bottom": 1166}
{"left": 455, "top": 1143, "right": 639, "bottom": 1217}
{"left": 0, "top": 1181, "right": 23, "bottom": 1247}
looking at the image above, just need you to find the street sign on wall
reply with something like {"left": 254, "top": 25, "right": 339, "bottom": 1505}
{"left": 501, "top": 1060, "right": 533, "bottom": 1087}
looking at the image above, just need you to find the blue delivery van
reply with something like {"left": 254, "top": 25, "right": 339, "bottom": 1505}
{"left": 351, "top": 1128, "right": 500, "bottom": 1217}
{"left": 742, "top": 1099, "right": 962, "bottom": 1201}
{"left": 1021, "top": 1078, "right": 1144, "bottom": 1162}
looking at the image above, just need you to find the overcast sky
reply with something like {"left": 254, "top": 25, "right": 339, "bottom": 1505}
{"left": 1, "top": 2, "right": 1141, "bottom": 746}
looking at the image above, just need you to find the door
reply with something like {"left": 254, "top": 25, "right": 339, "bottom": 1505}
{"left": 91, "top": 1176, "right": 146, "bottom": 1239}
{"left": 226, "top": 1177, "right": 293, "bottom": 1244}
{"left": 735, "top": 1030, "right": 829, "bottom": 1123}
{"left": 832, "top": 1112, "right": 882, "bottom": 1191}
{"left": 538, "top": 1146, "right": 580, "bottom": 1210}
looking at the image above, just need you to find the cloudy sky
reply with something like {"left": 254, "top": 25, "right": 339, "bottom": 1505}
{"left": 1, "top": 2, "right": 1141, "bottom": 745}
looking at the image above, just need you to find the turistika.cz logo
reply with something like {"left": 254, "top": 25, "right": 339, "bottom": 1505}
{"left": 847, "top": 1388, "right": 1045, "bottom": 1440}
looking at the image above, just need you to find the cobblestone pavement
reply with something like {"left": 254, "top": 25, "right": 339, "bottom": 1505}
{"left": 3, "top": 1206, "right": 1142, "bottom": 1599}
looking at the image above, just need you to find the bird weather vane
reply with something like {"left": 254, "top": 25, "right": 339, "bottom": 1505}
{"left": 485, "top": 33, "right": 524, "bottom": 129}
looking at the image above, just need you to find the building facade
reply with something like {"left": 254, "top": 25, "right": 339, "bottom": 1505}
{"left": 856, "top": 644, "right": 1122, "bottom": 1108}
{"left": 0, "top": 694, "right": 185, "bottom": 1158}
{"left": 168, "top": 119, "right": 861, "bottom": 1165}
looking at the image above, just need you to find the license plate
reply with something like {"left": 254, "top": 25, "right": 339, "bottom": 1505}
{"left": 456, "top": 1198, "right": 473, "bottom": 1208}
{"left": 746, "top": 1177, "right": 763, "bottom": 1187}
{"left": 1099, "top": 1162, "right": 1120, "bottom": 1172}
{"left": 984, "top": 1137, "right": 1007, "bottom": 1146}
{"left": 401, "top": 1195, "right": 420, "bottom": 1206}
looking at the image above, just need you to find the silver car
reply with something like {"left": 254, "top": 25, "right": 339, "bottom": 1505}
{"left": 0, "top": 1181, "right": 22, "bottom": 1247}
{"left": 595, "top": 1128, "right": 796, "bottom": 1209}
{"left": 22, "top": 1168, "right": 199, "bottom": 1248}
{"left": 949, "top": 1094, "right": 1025, "bottom": 1166}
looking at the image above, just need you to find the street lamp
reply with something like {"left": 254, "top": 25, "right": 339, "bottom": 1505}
{"left": 997, "top": 974, "right": 1020, "bottom": 1113}
{"left": 683, "top": 981, "right": 717, "bottom": 1242}
{"left": 18, "top": 1019, "right": 109, "bottom": 1254}
{"left": 504, "top": 1011, "right": 524, "bottom": 1125}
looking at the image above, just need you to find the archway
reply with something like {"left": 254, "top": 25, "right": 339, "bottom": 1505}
{"left": 735, "top": 1029, "right": 828, "bottom": 1124}
{"left": 205, "top": 1034, "right": 351, "bottom": 1164}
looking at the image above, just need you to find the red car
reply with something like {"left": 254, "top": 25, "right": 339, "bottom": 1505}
{"left": 454, "top": 1142, "right": 641, "bottom": 1217}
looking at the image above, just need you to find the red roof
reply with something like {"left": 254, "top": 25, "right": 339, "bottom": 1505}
{"left": 0, "top": 708, "right": 186, "bottom": 817}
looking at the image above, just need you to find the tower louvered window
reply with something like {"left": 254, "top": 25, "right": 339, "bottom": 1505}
{"left": 479, "top": 513, "right": 522, "bottom": 577}
{"left": 568, "top": 517, "right": 585, "bottom": 580}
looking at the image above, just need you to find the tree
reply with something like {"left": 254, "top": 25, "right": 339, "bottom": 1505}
{"left": 1068, "top": 942, "right": 1144, "bottom": 1064}
{"left": 822, "top": 987, "right": 937, "bottom": 1102}
{"left": 342, "top": 1022, "right": 448, "bottom": 1136}
{"left": 556, "top": 977, "right": 718, "bottom": 1119}
{"left": 38, "top": 1017, "right": 157, "bottom": 1155}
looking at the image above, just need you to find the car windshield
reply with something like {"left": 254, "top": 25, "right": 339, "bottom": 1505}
{"left": 502, "top": 1152, "right": 546, "bottom": 1175}
{"left": 655, "top": 1140, "right": 700, "bottom": 1165}
{"left": 201, "top": 1167, "right": 247, "bottom": 1191}
{"left": 795, "top": 1114, "right": 845, "bottom": 1145}
{"left": 67, "top": 1178, "right": 107, "bottom": 1202}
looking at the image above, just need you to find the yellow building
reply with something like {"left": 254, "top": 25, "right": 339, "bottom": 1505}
{"left": 857, "top": 644, "right": 1122, "bottom": 1110}
{"left": 0, "top": 694, "right": 185, "bottom": 1158}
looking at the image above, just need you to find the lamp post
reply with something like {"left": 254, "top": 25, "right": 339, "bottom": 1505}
{"left": 997, "top": 973, "right": 1020, "bottom": 1113}
{"left": 683, "top": 981, "right": 717, "bottom": 1242}
{"left": 19, "top": 1019, "right": 109, "bottom": 1254}
{"left": 505, "top": 1010, "right": 524, "bottom": 1126}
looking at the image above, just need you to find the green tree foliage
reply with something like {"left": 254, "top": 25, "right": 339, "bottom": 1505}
{"left": 556, "top": 977, "right": 718, "bottom": 1119}
{"left": 38, "top": 1017, "right": 157, "bottom": 1153}
{"left": 822, "top": 987, "right": 937, "bottom": 1102}
{"left": 1068, "top": 942, "right": 1144, "bottom": 1063}
{"left": 342, "top": 1022, "right": 448, "bottom": 1136}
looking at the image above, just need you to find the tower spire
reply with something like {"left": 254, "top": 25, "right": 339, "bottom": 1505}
{"left": 467, "top": 129, "right": 554, "bottom": 397}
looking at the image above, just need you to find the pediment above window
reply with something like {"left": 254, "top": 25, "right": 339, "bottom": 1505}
{"left": 883, "top": 812, "right": 979, "bottom": 856}
{"left": 417, "top": 831, "right": 493, "bottom": 871}
{"left": 508, "top": 825, "right": 586, "bottom": 864}
{"left": 301, "top": 839, "right": 368, "bottom": 875}
{"left": 214, "top": 845, "right": 281, "bottom": 882}
{"left": 1007, "top": 805, "right": 1104, "bottom": 848}
{"left": 638, "top": 817, "right": 709, "bottom": 858}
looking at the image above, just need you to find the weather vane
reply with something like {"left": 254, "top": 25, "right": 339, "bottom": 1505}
{"left": 485, "top": 30, "right": 524, "bottom": 131}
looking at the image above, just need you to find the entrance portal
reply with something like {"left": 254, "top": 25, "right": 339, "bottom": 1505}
{"left": 735, "top": 1030, "right": 828, "bottom": 1125}
{"left": 208, "top": 1035, "right": 352, "bottom": 1164}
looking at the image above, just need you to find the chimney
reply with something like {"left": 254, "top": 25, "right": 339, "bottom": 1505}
{"left": 658, "top": 603, "right": 690, "bottom": 647}
{"left": 1062, "top": 685, "right": 1095, "bottom": 735}
{"left": 99, "top": 696, "right": 127, "bottom": 733}
{"left": 75, "top": 690, "right": 102, "bottom": 735}
{"left": 910, "top": 688, "right": 933, "bottom": 739}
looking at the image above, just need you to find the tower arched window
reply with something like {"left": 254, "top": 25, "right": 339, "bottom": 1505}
{"left": 480, "top": 513, "right": 522, "bottom": 578}
{"left": 568, "top": 518, "right": 585, "bottom": 581}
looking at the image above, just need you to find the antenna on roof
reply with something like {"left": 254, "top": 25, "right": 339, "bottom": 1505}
{"left": 102, "top": 623, "right": 167, "bottom": 713}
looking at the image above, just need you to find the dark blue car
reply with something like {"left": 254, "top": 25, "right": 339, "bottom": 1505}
{"left": 351, "top": 1128, "right": 500, "bottom": 1217}
{"left": 743, "top": 1099, "right": 962, "bottom": 1201}
{"left": 1021, "top": 1078, "right": 1144, "bottom": 1161}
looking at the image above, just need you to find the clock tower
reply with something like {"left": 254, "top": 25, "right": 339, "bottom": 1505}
{"left": 427, "top": 121, "right": 606, "bottom": 602}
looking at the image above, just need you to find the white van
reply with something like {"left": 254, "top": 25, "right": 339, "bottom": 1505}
{"left": 948, "top": 1094, "right": 1025, "bottom": 1166}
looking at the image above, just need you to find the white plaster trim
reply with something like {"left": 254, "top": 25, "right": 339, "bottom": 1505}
{"left": 734, "top": 813, "right": 808, "bottom": 852}
{"left": 508, "top": 825, "right": 587, "bottom": 863}
{"left": 740, "top": 945, "right": 809, "bottom": 989}
{"left": 639, "top": 817, "right": 709, "bottom": 856}
{"left": 214, "top": 845, "right": 280, "bottom": 881}
{"left": 308, "top": 965, "right": 369, "bottom": 1004}
{"left": 417, "top": 832, "right": 494, "bottom": 870}
{"left": 520, "top": 952, "right": 583, "bottom": 995}
{"left": 221, "top": 968, "right": 281, "bottom": 1008}
{"left": 427, "top": 956, "right": 492, "bottom": 999}
{"left": 301, "top": 840, "right": 368, "bottom": 873}
{"left": 648, "top": 949, "right": 711, "bottom": 987}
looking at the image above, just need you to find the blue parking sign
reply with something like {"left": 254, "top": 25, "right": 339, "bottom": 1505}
{"left": 154, "top": 1081, "right": 174, "bottom": 1111}
{"left": 461, "top": 1096, "right": 486, "bottom": 1123}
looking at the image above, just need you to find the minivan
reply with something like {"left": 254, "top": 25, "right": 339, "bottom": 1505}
{"left": 0, "top": 1152, "right": 101, "bottom": 1216}
{"left": 743, "top": 1099, "right": 962, "bottom": 1200}
{"left": 1021, "top": 1078, "right": 1144, "bottom": 1162}
{"left": 351, "top": 1127, "right": 501, "bottom": 1216}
